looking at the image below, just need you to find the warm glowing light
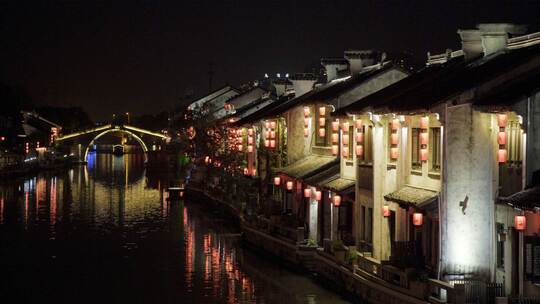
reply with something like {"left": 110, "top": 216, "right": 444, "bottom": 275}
{"left": 248, "top": 128, "right": 254, "bottom": 136}
{"left": 264, "top": 140, "right": 270, "bottom": 147}
{"left": 342, "top": 134, "right": 349, "bottom": 145}
{"left": 412, "top": 213, "right": 423, "bottom": 226}
{"left": 304, "top": 118, "right": 310, "bottom": 126}
{"left": 341, "top": 122, "right": 350, "bottom": 132}
{"left": 273, "top": 177, "right": 281, "bottom": 186}
{"left": 390, "top": 147, "right": 399, "bottom": 159}
{"left": 270, "top": 131, "right": 276, "bottom": 139}
{"left": 332, "top": 121, "right": 339, "bottom": 132}
{"left": 355, "top": 119, "right": 362, "bottom": 129}
{"left": 332, "top": 145, "right": 339, "bottom": 155}
{"left": 304, "top": 128, "right": 309, "bottom": 137}
{"left": 498, "top": 149, "right": 507, "bottom": 163}
{"left": 498, "top": 132, "right": 507, "bottom": 145}
{"left": 248, "top": 137, "right": 253, "bottom": 144}
{"left": 237, "top": 144, "right": 243, "bottom": 152}
{"left": 356, "top": 132, "right": 363, "bottom": 143}
{"left": 356, "top": 145, "right": 363, "bottom": 156}
{"left": 319, "top": 106, "right": 326, "bottom": 116}
{"left": 515, "top": 215, "right": 526, "bottom": 231}
{"left": 420, "top": 132, "right": 428, "bottom": 145}
{"left": 252, "top": 169, "right": 257, "bottom": 176}
{"left": 243, "top": 168, "right": 249, "bottom": 175}
{"left": 331, "top": 133, "right": 339, "bottom": 144}
{"left": 391, "top": 133, "right": 398, "bottom": 145}
{"left": 498, "top": 114, "right": 508, "bottom": 127}
{"left": 265, "top": 121, "right": 270, "bottom": 129}
{"left": 315, "top": 191, "right": 322, "bottom": 201}
{"left": 420, "top": 116, "right": 429, "bottom": 129}
{"left": 319, "top": 128, "right": 326, "bottom": 137}
{"left": 265, "top": 131, "right": 270, "bottom": 138}
{"left": 304, "top": 188, "right": 311, "bottom": 198}
{"left": 391, "top": 119, "right": 400, "bottom": 130}
{"left": 270, "top": 140, "right": 276, "bottom": 148}
{"left": 286, "top": 181, "right": 294, "bottom": 191}
{"left": 304, "top": 107, "right": 310, "bottom": 117}
{"left": 236, "top": 129, "right": 242, "bottom": 136}
{"left": 270, "top": 121, "right": 276, "bottom": 129}
{"left": 420, "top": 148, "right": 428, "bottom": 161}
{"left": 342, "top": 148, "right": 349, "bottom": 158}
{"left": 382, "top": 205, "right": 390, "bottom": 217}
{"left": 247, "top": 145, "right": 253, "bottom": 153}
{"left": 333, "top": 195, "right": 341, "bottom": 207}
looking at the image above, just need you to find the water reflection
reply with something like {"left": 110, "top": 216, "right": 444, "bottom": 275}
{"left": 0, "top": 153, "right": 350, "bottom": 303}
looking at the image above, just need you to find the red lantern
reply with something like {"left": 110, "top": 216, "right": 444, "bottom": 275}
{"left": 420, "top": 116, "right": 429, "bottom": 129}
{"left": 420, "top": 132, "right": 428, "bottom": 145}
{"left": 252, "top": 169, "right": 257, "bottom": 176}
{"left": 319, "top": 128, "right": 326, "bottom": 137}
{"left": 356, "top": 145, "right": 364, "bottom": 156}
{"left": 355, "top": 119, "right": 362, "bottom": 130}
{"left": 303, "top": 188, "right": 311, "bottom": 198}
{"left": 498, "top": 132, "right": 507, "bottom": 145}
{"left": 265, "top": 121, "right": 270, "bottom": 129}
{"left": 391, "top": 133, "right": 399, "bottom": 145}
{"left": 332, "top": 121, "right": 339, "bottom": 132}
{"left": 515, "top": 215, "right": 526, "bottom": 231}
{"left": 356, "top": 132, "right": 363, "bottom": 143}
{"left": 390, "top": 147, "right": 399, "bottom": 159}
{"left": 304, "top": 107, "right": 310, "bottom": 117}
{"left": 331, "top": 133, "right": 339, "bottom": 144}
{"left": 342, "top": 148, "right": 349, "bottom": 158}
{"left": 333, "top": 195, "right": 341, "bottom": 207}
{"left": 382, "top": 205, "right": 390, "bottom": 217}
{"left": 248, "top": 128, "right": 254, "bottom": 136}
{"left": 319, "top": 106, "right": 326, "bottom": 116}
{"left": 273, "top": 177, "right": 281, "bottom": 186}
{"left": 332, "top": 145, "right": 339, "bottom": 156}
{"left": 304, "top": 118, "right": 310, "bottom": 127}
{"left": 243, "top": 168, "right": 249, "bottom": 175}
{"left": 247, "top": 145, "right": 253, "bottom": 153}
{"left": 420, "top": 148, "right": 428, "bottom": 161}
{"left": 319, "top": 117, "right": 326, "bottom": 126}
{"left": 498, "top": 149, "right": 507, "bottom": 163}
{"left": 270, "top": 131, "right": 276, "bottom": 139}
{"left": 247, "top": 137, "right": 253, "bottom": 144}
{"left": 304, "top": 128, "right": 309, "bottom": 137}
{"left": 342, "top": 134, "right": 349, "bottom": 145}
{"left": 498, "top": 114, "right": 508, "bottom": 127}
{"left": 391, "top": 119, "right": 400, "bottom": 130}
{"left": 341, "top": 122, "right": 350, "bottom": 132}
{"left": 264, "top": 140, "right": 270, "bottom": 147}
{"left": 270, "top": 140, "right": 276, "bottom": 148}
{"left": 286, "top": 181, "right": 294, "bottom": 191}
{"left": 237, "top": 144, "right": 243, "bottom": 152}
{"left": 412, "top": 213, "right": 423, "bottom": 226}
{"left": 315, "top": 191, "right": 322, "bottom": 201}
{"left": 270, "top": 121, "right": 276, "bottom": 129}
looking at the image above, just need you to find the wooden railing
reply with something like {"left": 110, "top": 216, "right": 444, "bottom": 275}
{"left": 356, "top": 254, "right": 382, "bottom": 277}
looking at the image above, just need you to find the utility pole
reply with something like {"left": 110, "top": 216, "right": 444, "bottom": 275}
{"left": 208, "top": 62, "right": 214, "bottom": 92}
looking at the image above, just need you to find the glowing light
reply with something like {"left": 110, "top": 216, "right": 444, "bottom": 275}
{"left": 356, "top": 133, "right": 363, "bottom": 143}
{"left": 264, "top": 139, "right": 270, "bottom": 147}
{"left": 342, "top": 134, "right": 349, "bottom": 145}
{"left": 252, "top": 169, "right": 257, "bottom": 176}
{"left": 319, "top": 117, "right": 326, "bottom": 126}
{"left": 319, "top": 106, "right": 326, "bottom": 116}
{"left": 304, "top": 128, "right": 309, "bottom": 137}
{"left": 382, "top": 205, "right": 390, "bottom": 217}
{"left": 270, "top": 121, "right": 276, "bottom": 129}
{"left": 247, "top": 128, "right": 254, "bottom": 136}
{"left": 420, "top": 148, "right": 428, "bottom": 161}
{"left": 304, "top": 107, "right": 310, "bottom": 117}
{"left": 391, "top": 119, "right": 400, "bottom": 130}
{"left": 318, "top": 128, "right": 326, "bottom": 137}
{"left": 331, "top": 133, "right": 339, "bottom": 144}
{"left": 420, "top": 132, "right": 428, "bottom": 145}
{"left": 248, "top": 137, "right": 253, "bottom": 144}
{"left": 270, "top": 131, "right": 276, "bottom": 139}
{"left": 420, "top": 116, "right": 429, "bottom": 129}
{"left": 356, "top": 145, "right": 363, "bottom": 156}
{"left": 304, "top": 188, "right": 311, "bottom": 198}
{"left": 498, "top": 132, "right": 507, "bottom": 145}
{"left": 304, "top": 118, "right": 310, "bottom": 126}
{"left": 391, "top": 133, "right": 398, "bottom": 145}
{"left": 390, "top": 147, "right": 399, "bottom": 159}
{"left": 286, "top": 181, "right": 294, "bottom": 191}
{"left": 332, "top": 121, "right": 339, "bottom": 132}
{"left": 270, "top": 140, "right": 276, "bottom": 148}
{"left": 498, "top": 114, "right": 508, "bottom": 127}
{"left": 498, "top": 149, "right": 507, "bottom": 163}
{"left": 315, "top": 191, "right": 322, "bottom": 201}
{"left": 413, "top": 213, "right": 423, "bottom": 226}
{"left": 333, "top": 195, "right": 341, "bottom": 207}
{"left": 243, "top": 168, "right": 249, "bottom": 175}
{"left": 265, "top": 121, "right": 270, "bottom": 129}
{"left": 273, "top": 177, "right": 281, "bottom": 186}
{"left": 342, "top": 148, "right": 349, "bottom": 158}
{"left": 515, "top": 215, "right": 526, "bottom": 231}
{"left": 247, "top": 145, "right": 253, "bottom": 153}
{"left": 237, "top": 144, "right": 243, "bottom": 152}
{"left": 341, "top": 122, "right": 349, "bottom": 132}
{"left": 332, "top": 145, "right": 339, "bottom": 155}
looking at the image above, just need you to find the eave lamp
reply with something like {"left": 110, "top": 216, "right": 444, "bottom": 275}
{"left": 333, "top": 195, "right": 341, "bottom": 207}
{"left": 315, "top": 190, "right": 322, "bottom": 201}
{"left": 382, "top": 205, "right": 390, "bottom": 217}
{"left": 303, "top": 188, "right": 311, "bottom": 198}
{"left": 286, "top": 181, "right": 294, "bottom": 191}
{"left": 412, "top": 212, "right": 423, "bottom": 227}
{"left": 273, "top": 177, "right": 281, "bottom": 186}
{"left": 515, "top": 215, "right": 526, "bottom": 231}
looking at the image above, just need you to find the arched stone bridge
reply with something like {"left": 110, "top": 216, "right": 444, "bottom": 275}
{"left": 55, "top": 124, "right": 170, "bottom": 163}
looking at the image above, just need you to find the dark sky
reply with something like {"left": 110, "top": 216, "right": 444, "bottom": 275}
{"left": 1, "top": 0, "right": 539, "bottom": 121}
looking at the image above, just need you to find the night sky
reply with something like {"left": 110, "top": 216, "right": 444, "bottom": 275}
{"left": 1, "top": 0, "right": 539, "bottom": 121}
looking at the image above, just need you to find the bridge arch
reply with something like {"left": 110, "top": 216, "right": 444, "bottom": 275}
{"left": 84, "top": 127, "right": 149, "bottom": 163}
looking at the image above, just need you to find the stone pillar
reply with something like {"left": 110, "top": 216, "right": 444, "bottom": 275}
{"left": 442, "top": 103, "right": 495, "bottom": 280}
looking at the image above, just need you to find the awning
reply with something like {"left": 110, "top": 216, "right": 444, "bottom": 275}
{"left": 384, "top": 185, "right": 439, "bottom": 209}
{"left": 277, "top": 155, "right": 338, "bottom": 180}
{"left": 497, "top": 186, "right": 540, "bottom": 210}
{"left": 304, "top": 163, "right": 355, "bottom": 194}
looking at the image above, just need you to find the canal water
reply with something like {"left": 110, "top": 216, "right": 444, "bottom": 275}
{"left": 0, "top": 153, "right": 351, "bottom": 304}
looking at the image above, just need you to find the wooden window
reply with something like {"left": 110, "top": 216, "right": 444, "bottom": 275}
{"left": 431, "top": 127, "right": 441, "bottom": 172}
{"left": 507, "top": 121, "right": 523, "bottom": 163}
{"left": 411, "top": 128, "right": 421, "bottom": 170}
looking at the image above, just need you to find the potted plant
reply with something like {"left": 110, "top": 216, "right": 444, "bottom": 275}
{"left": 331, "top": 239, "right": 347, "bottom": 263}
{"left": 345, "top": 249, "right": 359, "bottom": 269}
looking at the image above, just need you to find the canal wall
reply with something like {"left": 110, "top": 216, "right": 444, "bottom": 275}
{"left": 186, "top": 183, "right": 462, "bottom": 304}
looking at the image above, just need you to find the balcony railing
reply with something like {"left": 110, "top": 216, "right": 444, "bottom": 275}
{"left": 390, "top": 240, "right": 424, "bottom": 269}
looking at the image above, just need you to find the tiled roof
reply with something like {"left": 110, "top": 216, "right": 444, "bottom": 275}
{"left": 498, "top": 186, "right": 540, "bottom": 210}
{"left": 384, "top": 185, "right": 438, "bottom": 208}
{"left": 278, "top": 155, "right": 338, "bottom": 180}
{"left": 337, "top": 43, "right": 540, "bottom": 115}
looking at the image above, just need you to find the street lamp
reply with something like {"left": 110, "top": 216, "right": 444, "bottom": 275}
{"left": 126, "top": 112, "right": 130, "bottom": 124}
